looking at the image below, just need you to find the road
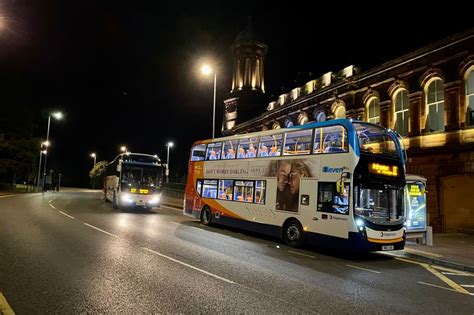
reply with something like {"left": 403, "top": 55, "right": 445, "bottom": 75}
{"left": 0, "top": 190, "right": 473, "bottom": 313}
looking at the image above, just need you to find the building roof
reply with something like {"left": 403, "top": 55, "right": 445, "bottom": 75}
{"left": 235, "top": 17, "right": 263, "bottom": 44}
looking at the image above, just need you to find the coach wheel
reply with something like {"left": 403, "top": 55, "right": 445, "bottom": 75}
{"left": 112, "top": 192, "right": 119, "bottom": 209}
{"left": 283, "top": 219, "right": 304, "bottom": 248}
{"left": 200, "top": 206, "right": 212, "bottom": 226}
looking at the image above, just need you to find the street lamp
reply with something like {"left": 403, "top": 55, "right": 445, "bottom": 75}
{"left": 200, "top": 64, "right": 217, "bottom": 139}
{"left": 42, "top": 111, "right": 63, "bottom": 191}
{"left": 90, "top": 153, "right": 97, "bottom": 167}
{"left": 120, "top": 146, "right": 127, "bottom": 153}
{"left": 166, "top": 142, "right": 174, "bottom": 183}
{"left": 36, "top": 144, "right": 48, "bottom": 188}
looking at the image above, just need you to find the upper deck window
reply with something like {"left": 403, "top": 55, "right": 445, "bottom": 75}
{"left": 354, "top": 123, "right": 399, "bottom": 158}
{"left": 258, "top": 134, "right": 282, "bottom": 157}
{"left": 191, "top": 144, "right": 206, "bottom": 161}
{"left": 205, "top": 142, "right": 222, "bottom": 161}
{"left": 283, "top": 129, "right": 313, "bottom": 156}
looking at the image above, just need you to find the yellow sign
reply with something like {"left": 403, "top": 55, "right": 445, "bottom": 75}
{"left": 408, "top": 184, "right": 421, "bottom": 196}
{"left": 139, "top": 189, "right": 149, "bottom": 194}
{"left": 369, "top": 163, "right": 399, "bottom": 177}
{"left": 130, "top": 188, "right": 137, "bottom": 193}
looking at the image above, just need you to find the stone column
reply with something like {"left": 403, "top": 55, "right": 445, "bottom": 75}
{"left": 408, "top": 92, "right": 422, "bottom": 137}
{"left": 444, "top": 81, "right": 462, "bottom": 131}
{"left": 379, "top": 100, "right": 391, "bottom": 128}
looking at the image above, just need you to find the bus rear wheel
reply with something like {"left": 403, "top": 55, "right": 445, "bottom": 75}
{"left": 283, "top": 220, "right": 304, "bottom": 248}
{"left": 200, "top": 206, "right": 212, "bottom": 226}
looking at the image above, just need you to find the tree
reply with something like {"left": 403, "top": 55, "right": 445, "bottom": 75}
{"left": 89, "top": 161, "right": 108, "bottom": 189}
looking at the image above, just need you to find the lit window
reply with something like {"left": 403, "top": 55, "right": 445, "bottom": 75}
{"left": 466, "top": 69, "right": 474, "bottom": 126}
{"left": 284, "top": 129, "right": 313, "bottom": 155}
{"left": 367, "top": 98, "right": 380, "bottom": 124}
{"left": 393, "top": 89, "right": 410, "bottom": 136}
{"left": 425, "top": 79, "right": 444, "bottom": 132}
{"left": 334, "top": 106, "right": 346, "bottom": 119}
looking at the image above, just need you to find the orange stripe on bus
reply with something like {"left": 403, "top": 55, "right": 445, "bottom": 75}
{"left": 367, "top": 237, "right": 404, "bottom": 244}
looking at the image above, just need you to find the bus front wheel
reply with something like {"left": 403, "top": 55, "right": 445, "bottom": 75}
{"left": 112, "top": 192, "right": 119, "bottom": 209}
{"left": 200, "top": 206, "right": 212, "bottom": 226}
{"left": 283, "top": 220, "right": 304, "bottom": 248}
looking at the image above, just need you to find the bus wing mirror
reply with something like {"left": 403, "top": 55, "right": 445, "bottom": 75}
{"left": 336, "top": 180, "right": 344, "bottom": 194}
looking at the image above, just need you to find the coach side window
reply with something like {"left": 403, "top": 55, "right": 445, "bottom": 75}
{"left": 191, "top": 144, "right": 206, "bottom": 161}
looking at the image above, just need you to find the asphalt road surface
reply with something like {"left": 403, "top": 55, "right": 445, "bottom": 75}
{"left": 0, "top": 190, "right": 473, "bottom": 313}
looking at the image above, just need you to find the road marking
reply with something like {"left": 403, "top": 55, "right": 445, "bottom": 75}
{"left": 404, "top": 248, "right": 443, "bottom": 258}
{"left": 396, "top": 257, "right": 470, "bottom": 294}
{"left": 288, "top": 250, "right": 315, "bottom": 258}
{"left": 442, "top": 271, "right": 474, "bottom": 277}
{"left": 48, "top": 199, "right": 53, "bottom": 203}
{"left": 58, "top": 211, "right": 75, "bottom": 219}
{"left": 84, "top": 223, "right": 118, "bottom": 238}
{"left": 142, "top": 247, "right": 235, "bottom": 284}
{"left": 0, "top": 195, "right": 15, "bottom": 199}
{"left": 418, "top": 281, "right": 460, "bottom": 293}
{"left": 0, "top": 292, "right": 15, "bottom": 315}
{"left": 49, "top": 203, "right": 56, "bottom": 209}
{"left": 461, "top": 284, "right": 474, "bottom": 288}
{"left": 346, "top": 264, "right": 381, "bottom": 274}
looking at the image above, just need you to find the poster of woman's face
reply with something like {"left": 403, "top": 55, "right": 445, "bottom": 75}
{"left": 269, "top": 159, "right": 313, "bottom": 212}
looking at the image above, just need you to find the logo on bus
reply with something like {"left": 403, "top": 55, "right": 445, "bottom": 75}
{"left": 322, "top": 166, "right": 344, "bottom": 173}
{"left": 380, "top": 231, "right": 397, "bottom": 237}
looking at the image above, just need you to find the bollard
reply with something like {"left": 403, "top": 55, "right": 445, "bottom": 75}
{"left": 426, "top": 226, "right": 433, "bottom": 246}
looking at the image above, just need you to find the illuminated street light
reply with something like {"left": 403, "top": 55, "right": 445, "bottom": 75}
{"left": 90, "top": 153, "right": 97, "bottom": 167}
{"left": 200, "top": 63, "right": 217, "bottom": 139}
{"left": 120, "top": 146, "right": 127, "bottom": 153}
{"left": 166, "top": 142, "right": 174, "bottom": 183}
{"left": 42, "top": 111, "right": 63, "bottom": 191}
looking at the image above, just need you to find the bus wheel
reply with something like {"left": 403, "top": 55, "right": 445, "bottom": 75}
{"left": 112, "top": 192, "right": 119, "bottom": 209}
{"left": 283, "top": 220, "right": 304, "bottom": 248}
{"left": 200, "top": 206, "right": 212, "bottom": 226}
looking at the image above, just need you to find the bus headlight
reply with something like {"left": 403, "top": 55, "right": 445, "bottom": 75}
{"left": 355, "top": 218, "right": 364, "bottom": 228}
{"left": 121, "top": 193, "right": 133, "bottom": 203}
{"left": 150, "top": 195, "right": 160, "bottom": 204}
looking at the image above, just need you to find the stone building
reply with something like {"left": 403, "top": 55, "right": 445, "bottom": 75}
{"left": 223, "top": 27, "right": 474, "bottom": 233}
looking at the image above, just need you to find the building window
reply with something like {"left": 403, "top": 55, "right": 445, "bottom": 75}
{"left": 297, "top": 112, "right": 309, "bottom": 125}
{"left": 466, "top": 68, "right": 474, "bottom": 126}
{"left": 334, "top": 106, "right": 346, "bottom": 119}
{"left": 284, "top": 118, "right": 294, "bottom": 128}
{"left": 393, "top": 89, "right": 410, "bottom": 136}
{"left": 367, "top": 97, "right": 380, "bottom": 124}
{"left": 314, "top": 111, "right": 326, "bottom": 122}
{"left": 272, "top": 122, "right": 281, "bottom": 129}
{"left": 425, "top": 78, "right": 444, "bottom": 132}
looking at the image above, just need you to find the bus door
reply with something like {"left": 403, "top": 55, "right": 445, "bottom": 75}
{"left": 313, "top": 180, "right": 350, "bottom": 239}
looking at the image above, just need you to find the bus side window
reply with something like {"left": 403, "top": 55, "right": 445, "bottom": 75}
{"left": 196, "top": 180, "right": 203, "bottom": 196}
{"left": 191, "top": 144, "right": 206, "bottom": 161}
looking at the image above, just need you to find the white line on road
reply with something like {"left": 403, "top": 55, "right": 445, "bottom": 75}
{"left": 346, "top": 264, "right": 381, "bottom": 274}
{"left": 142, "top": 247, "right": 235, "bottom": 284}
{"left": 49, "top": 203, "right": 56, "bottom": 209}
{"left": 49, "top": 199, "right": 53, "bottom": 203}
{"left": 418, "top": 281, "right": 460, "bottom": 293}
{"left": 84, "top": 223, "right": 118, "bottom": 238}
{"left": 288, "top": 250, "right": 315, "bottom": 258}
{"left": 442, "top": 272, "right": 474, "bottom": 277}
{"left": 58, "top": 210, "right": 75, "bottom": 219}
{"left": 460, "top": 284, "right": 474, "bottom": 288}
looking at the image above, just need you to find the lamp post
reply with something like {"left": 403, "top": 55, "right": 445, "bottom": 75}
{"left": 36, "top": 146, "right": 47, "bottom": 189}
{"left": 90, "top": 153, "right": 97, "bottom": 167}
{"left": 42, "top": 111, "right": 62, "bottom": 191}
{"left": 120, "top": 146, "right": 127, "bottom": 153}
{"left": 166, "top": 142, "right": 174, "bottom": 183}
{"left": 201, "top": 64, "right": 217, "bottom": 139}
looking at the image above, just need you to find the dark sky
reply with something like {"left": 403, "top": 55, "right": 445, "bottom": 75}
{"left": 0, "top": 0, "right": 471, "bottom": 186}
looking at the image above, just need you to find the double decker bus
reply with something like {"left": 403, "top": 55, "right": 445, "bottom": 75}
{"left": 184, "top": 119, "right": 407, "bottom": 252}
{"left": 105, "top": 153, "right": 164, "bottom": 210}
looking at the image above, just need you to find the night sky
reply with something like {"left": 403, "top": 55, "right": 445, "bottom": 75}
{"left": 0, "top": 0, "right": 471, "bottom": 187}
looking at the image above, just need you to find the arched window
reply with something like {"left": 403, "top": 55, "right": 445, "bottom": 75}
{"left": 367, "top": 97, "right": 380, "bottom": 124}
{"left": 272, "top": 122, "right": 281, "bottom": 130}
{"left": 393, "top": 89, "right": 409, "bottom": 136}
{"left": 334, "top": 106, "right": 346, "bottom": 119}
{"left": 466, "top": 67, "right": 474, "bottom": 126}
{"left": 284, "top": 118, "right": 294, "bottom": 128}
{"left": 425, "top": 78, "right": 444, "bottom": 132}
{"left": 297, "top": 112, "right": 309, "bottom": 125}
{"left": 314, "top": 111, "right": 326, "bottom": 122}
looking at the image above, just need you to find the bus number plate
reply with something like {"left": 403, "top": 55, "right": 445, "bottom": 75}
{"left": 382, "top": 245, "right": 394, "bottom": 251}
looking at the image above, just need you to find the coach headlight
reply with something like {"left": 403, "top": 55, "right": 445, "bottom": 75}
{"left": 150, "top": 195, "right": 160, "bottom": 204}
